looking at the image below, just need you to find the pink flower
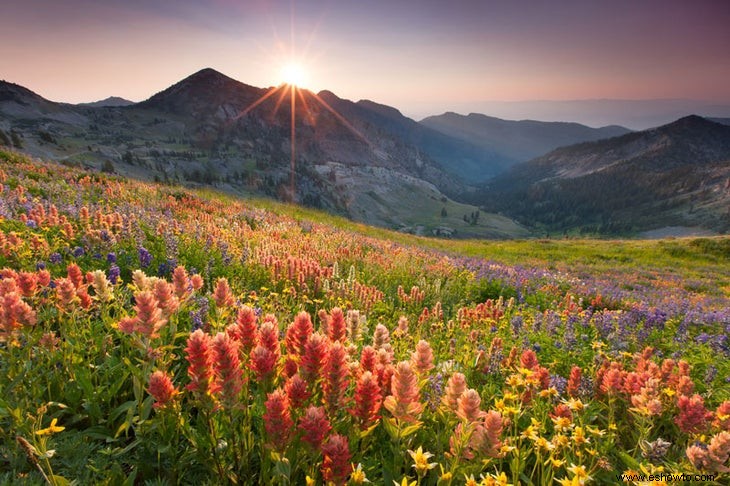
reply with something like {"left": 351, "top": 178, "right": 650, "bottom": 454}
{"left": 442, "top": 372, "right": 467, "bottom": 413}
{"left": 55, "top": 277, "right": 78, "bottom": 309}
{"left": 264, "top": 389, "right": 293, "bottom": 452}
{"left": 350, "top": 371, "right": 382, "bottom": 429}
{"left": 153, "top": 279, "right": 179, "bottom": 317}
{"left": 284, "top": 373, "right": 311, "bottom": 409}
{"left": 0, "top": 291, "right": 36, "bottom": 333}
{"left": 172, "top": 265, "right": 191, "bottom": 299}
{"left": 148, "top": 370, "right": 178, "bottom": 409}
{"left": 520, "top": 349, "right": 539, "bottom": 370}
{"left": 322, "top": 342, "right": 350, "bottom": 414}
{"left": 212, "top": 332, "right": 244, "bottom": 408}
{"left": 231, "top": 305, "right": 258, "bottom": 354}
{"left": 327, "top": 307, "right": 346, "bottom": 343}
{"left": 185, "top": 329, "right": 215, "bottom": 396}
{"left": 567, "top": 366, "right": 582, "bottom": 397}
{"left": 457, "top": 389, "right": 485, "bottom": 423}
{"left": 132, "top": 291, "right": 167, "bottom": 339}
{"left": 676, "top": 394, "right": 712, "bottom": 434}
{"left": 321, "top": 434, "right": 352, "bottom": 486}
{"left": 301, "top": 333, "right": 329, "bottom": 381}
{"left": 298, "top": 406, "right": 331, "bottom": 450}
{"left": 285, "top": 311, "right": 313, "bottom": 357}
{"left": 359, "top": 345, "right": 377, "bottom": 373}
{"left": 213, "top": 277, "right": 235, "bottom": 309}
{"left": 383, "top": 361, "right": 423, "bottom": 422}
{"left": 250, "top": 345, "right": 277, "bottom": 381}
{"left": 714, "top": 401, "right": 730, "bottom": 431}
{"left": 411, "top": 340, "right": 434, "bottom": 375}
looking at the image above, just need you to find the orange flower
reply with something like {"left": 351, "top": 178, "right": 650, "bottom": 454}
{"left": 212, "top": 332, "right": 244, "bottom": 408}
{"left": 148, "top": 370, "right": 178, "bottom": 409}
{"left": 383, "top": 361, "right": 423, "bottom": 422}
{"left": 185, "top": 329, "right": 215, "bottom": 396}
{"left": 442, "top": 372, "right": 467, "bottom": 413}
{"left": 411, "top": 340, "right": 434, "bottom": 375}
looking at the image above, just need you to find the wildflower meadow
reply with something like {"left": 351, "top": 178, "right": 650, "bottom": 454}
{"left": 0, "top": 149, "right": 729, "bottom": 485}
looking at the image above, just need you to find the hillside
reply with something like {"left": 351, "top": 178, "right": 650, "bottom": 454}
{"left": 474, "top": 115, "right": 730, "bottom": 235}
{"left": 0, "top": 69, "right": 528, "bottom": 238}
{"left": 1, "top": 149, "right": 729, "bottom": 484}
{"left": 421, "top": 111, "right": 631, "bottom": 164}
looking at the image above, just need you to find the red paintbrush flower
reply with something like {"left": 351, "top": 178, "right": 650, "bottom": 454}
{"left": 676, "top": 394, "right": 712, "bottom": 434}
{"left": 298, "top": 405, "right": 331, "bottom": 450}
{"left": 321, "top": 434, "right": 352, "bottom": 486}
{"left": 230, "top": 305, "right": 258, "bottom": 354}
{"left": 212, "top": 332, "right": 244, "bottom": 408}
{"left": 264, "top": 388, "right": 293, "bottom": 452}
{"left": 322, "top": 342, "right": 350, "bottom": 414}
{"left": 442, "top": 372, "right": 467, "bottom": 414}
{"left": 213, "top": 277, "right": 235, "bottom": 309}
{"left": 359, "top": 345, "right": 377, "bottom": 373}
{"left": 148, "top": 370, "right": 178, "bottom": 409}
{"left": 383, "top": 361, "right": 423, "bottom": 422}
{"left": 301, "top": 332, "right": 329, "bottom": 381}
{"left": 185, "top": 329, "right": 215, "bottom": 396}
{"left": 350, "top": 370, "right": 382, "bottom": 429}
{"left": 285, "top": 311, "right": 313, "bottom": 357}
{"left": 327, "top": 307, "right": 346, "bottom": 343}
{"left": 285, "top": 373, "right": 311, "bottom": 409}
{"left": 411, "top": 340, "right": 434, "bottom": 375}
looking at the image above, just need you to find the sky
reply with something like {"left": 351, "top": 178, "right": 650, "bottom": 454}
{"left": 2, "top": 0, "right": 730, "bottom": 123}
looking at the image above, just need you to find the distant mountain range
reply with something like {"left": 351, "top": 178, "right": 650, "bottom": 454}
{"left": 421, "top": 112, "right": 630, "bottom": 167}
{"left": 474, "top": 115, "right": 730, "bottom": 235}
{"left": 1, "top": 69, "right": 729, "bottom": 237}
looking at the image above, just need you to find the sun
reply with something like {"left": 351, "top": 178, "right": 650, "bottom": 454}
{"left": 280, "top": 62, "right": 308, "bottom": 87}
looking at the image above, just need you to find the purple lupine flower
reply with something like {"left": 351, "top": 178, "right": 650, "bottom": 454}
{"left": 49, "top": 252, "right": 62, "bottom": 264}
{"left": 72, "top": 246, "right": 85, "bottom": 257}
{"left": 108, "top": 265, "right": 121, "bottom": 285}
{"left": 25, "top": 219, "right": 37, "bottom": 229}
{"left": 138, "top": 246, "right": 152, "bottom": 268}
{"left": 106, "top": 252, "right": 117, "bottom": 264}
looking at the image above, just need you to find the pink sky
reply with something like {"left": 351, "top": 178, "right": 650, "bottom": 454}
{"left": 1, "top": 0, "right": 729, "bottom": 120}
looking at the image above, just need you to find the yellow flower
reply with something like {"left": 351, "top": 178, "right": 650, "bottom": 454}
{"left": 306, "top": 476, "right": 316, "bottom": 486}
{"left": 464, "top": 474, "right": 479, "bottom": 486}
{"left": 556, "top": 477, "right": 582, "bottom": 486}
{"left": 350, "top": 463, "right": 369, "bottom": 484}
{"left": 567, "top": 464, "right": 591, "bottom": 481}
{"left": 534, "top": 436, "right": 555, "bottom": 451}
{"left": 393, "top": 478, "right": 417, "bottom": 486}
{"left": 35, "top": 418, "right": 65, "bottom": 436}
{"left": 564, "top": 398, "right": 584, "bottom": 411}
{"left": 586, "top": 426, "right": 605, "bottom": 437}
{"left": 547, "top": 457, "right": 566, "bottom": 468}
{"left": 572, "top": 427, "right": 589, "bottom": 445}
{"left": 481, "top": 472, "right": 512, "bottom": 486}
{"left": 663, "top": 387, "right": 676, "bottom": 397}
{"left": 506, "top": 374, "right": 525, "bottom": 387}
{"left": 553, "top": 433, "right": 570, "bottom": 448}
{"left": 408, "top": 446, "right": 437, "bottom": 476}
{"left": 552, "top": 416, "right": 572, "bottom": 431}
{"left": 521, "top": 425, "right": 538, "bottom": 440}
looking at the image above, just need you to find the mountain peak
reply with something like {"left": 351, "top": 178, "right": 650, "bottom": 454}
{"left": 139, "top": 68, "right": 260, "bottom": 113}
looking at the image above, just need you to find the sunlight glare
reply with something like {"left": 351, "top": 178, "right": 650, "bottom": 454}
{"left": 281, "top": 62, "right": 307, "bottom": 87}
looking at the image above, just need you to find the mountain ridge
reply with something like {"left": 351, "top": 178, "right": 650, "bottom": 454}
{"left": 475, "top": 115, "right": 730, "bottom": 234}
